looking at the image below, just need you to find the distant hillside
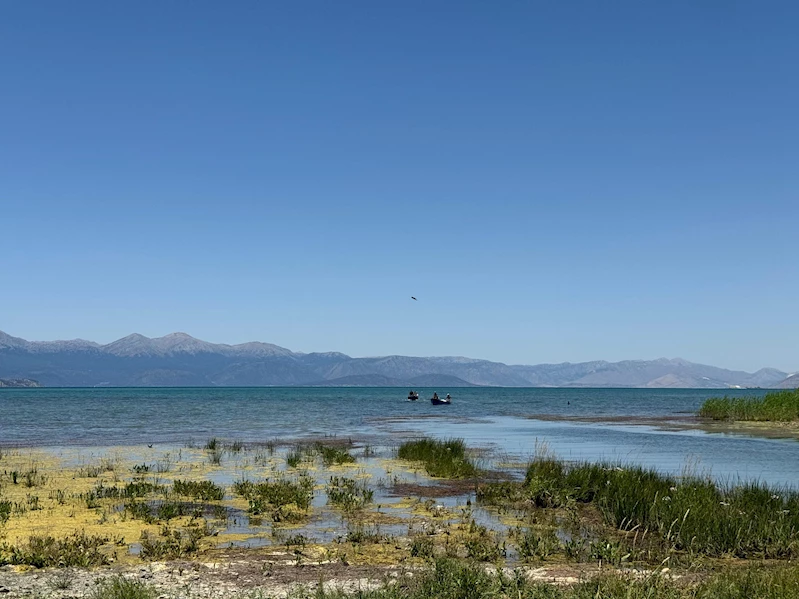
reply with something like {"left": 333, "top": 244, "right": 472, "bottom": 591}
{"left": 0, "top": 330, "right": 793, "bottom": 389}
{"left": 311, "top": 375, "right": 407, "bottom": 387}
{"left": 313, "top": 373, "right": 478, "bottom": 387}
{"left": 776, "top": 374, "right": 799, "bottom": 389}
{"left": 406, "top": 374, "right": 480, "bottom": 387}
{"left": 0, "top": 377, "right": 41, "bottom": 388}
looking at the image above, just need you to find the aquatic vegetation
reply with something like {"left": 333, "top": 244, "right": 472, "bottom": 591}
{"left": 226, "top": 440, "right": 245, "bottom": 452}
{"left": 316, "top": 442, "right": 356, "bottom": 466}
{"left": 0, "top": 531, "right": 111, "bottom": 567}
{"left": 479, "top": 457, "right": 799, "bottom": 559}
{"left": 208, "top": 448, "right": 223, "bottom": 465}
{"left": 463, "top": 520, "right": 506, "bottom": 562}
{"left": 172, "top": 479, "right": 225, "bottom": 501}
{"left": 410, "top": 536, "right": 435, "bottom": 559}
{"left": 139, "top": 523, "right": 208, "bottom": 560}
{"left": 77, "top": 458, "right": 116, "bottom": 478}
{"left": 514, "top": 527, "right": 559, "bottom": 561}
{"left": 286, "top": 444, "right": 315, "bottom": 468}
{"left": 344, "top": 525, "right": 389, "bottom": 545}
{"left": 89, "top": 576, "right": 157, "bottom": 599}
{"left": 699, "top": 388, "right": 799, "bottom": 421}
{"left": 326, "top": 476, "right": 374, "bottom": 511}
{"left": 397, "top": 438, "right": 478, "bottom": 478}
{"left": 0, "top": 499, "right": 11, "bottom": 524}
{"left": 2, "top": 466, "right": 47, "bottom": 487}
{"left": 234, "top": 475, "right": 314, "bottom": 522}
{"left": 204, "top": 437, "right": 219, "bottom": 451}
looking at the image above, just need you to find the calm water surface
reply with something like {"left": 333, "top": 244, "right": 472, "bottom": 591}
{"left": 2, "top": 387, "right": 796, "bottom": 486}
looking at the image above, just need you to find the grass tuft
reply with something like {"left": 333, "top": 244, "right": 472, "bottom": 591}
{"left": 315, "top": 442, "right": 356, "bottom": 466}
{"left": 397, "top": 438, "right": 478, "bottom": 478}
{"left": 326, "top": 476, "right": 373, "bottom": 511}
{"left": 173, "top": 479, "right": 225, "bottom": 501}
{"left": 89, "top": 576, "right": 157, "bottom": 599}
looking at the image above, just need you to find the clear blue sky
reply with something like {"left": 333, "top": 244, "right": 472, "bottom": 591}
{"left": 1, "top": 2, "right": 797, "bottom": 372}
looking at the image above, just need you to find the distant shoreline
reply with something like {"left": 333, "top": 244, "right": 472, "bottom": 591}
{"left": 525, "top": 412, "right": 799, "bottom": 440}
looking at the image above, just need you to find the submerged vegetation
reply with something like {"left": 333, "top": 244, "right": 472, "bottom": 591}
{"left": 397, "top": 438, "right": 478, "bottom": 478}
{"left": 699, "top": 388, "right": 799, "bottom": 421}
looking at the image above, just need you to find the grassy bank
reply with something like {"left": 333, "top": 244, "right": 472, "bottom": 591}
{"left": 699, "top": 388, "right": 799, "bottom": 421}
{"left": 478, "top": 457, "right": 799, "bottom": 559}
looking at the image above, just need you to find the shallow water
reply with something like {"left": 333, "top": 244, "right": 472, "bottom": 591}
{"left": 2, "top": 386, "right": 797, "bottom": 486}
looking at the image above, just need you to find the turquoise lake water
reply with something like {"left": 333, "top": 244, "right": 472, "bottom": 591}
{"left": 2, "top": 387, "right": 797, "bottom": 487}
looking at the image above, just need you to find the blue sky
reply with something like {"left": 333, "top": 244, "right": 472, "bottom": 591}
{"left": 1, "top": 2, "right": 797, "bottom": 372}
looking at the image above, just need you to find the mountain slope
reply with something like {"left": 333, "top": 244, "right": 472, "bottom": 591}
{"left": 0, "top": 330, "right": 792, "bottom": 388}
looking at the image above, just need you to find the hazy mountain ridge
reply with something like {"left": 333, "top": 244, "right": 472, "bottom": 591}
{"left": 0, "top": 330, "right": 794, "bottom": 389}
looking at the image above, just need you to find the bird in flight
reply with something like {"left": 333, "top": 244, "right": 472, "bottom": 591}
{"left": 411, "top": 296, "right": 417, "bottom": 301}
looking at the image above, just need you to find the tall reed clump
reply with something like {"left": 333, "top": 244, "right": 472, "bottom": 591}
{"left": 699, "top": 388, "right": 799, "bottom": 421}
{"left": 397, "top": 438, "right": 478, "bottom": 478}
{"left": 498, "top": 457, "right": 799, "bottom": 559}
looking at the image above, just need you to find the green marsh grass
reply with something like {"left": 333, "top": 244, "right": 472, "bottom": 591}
{"left": 315, "top": 442, "right": 356, "bottom": 466}
{"left": 172, "top": 479, "right": 225, "bottom": 501}
{"left": 326, "top": 476, "right": 374, "bottom": 511}
{"left": 234, "top": 475, "right": 314, "bottom": 522}
{"left": 286, "top": 444, "right": 315, "bottom": 468}
{"left": 0, "top": 499, "right": 11, "bottom": 523}
{"left": 138, "top": 523, "right": 207, "bottom": 560}
{"left": 699, "top": 388, "right": 799, "bottom": 421}
{"left": 397, "top": 438, "right": 478, "bottom": 478}
{"left": 479, "top": 456, "right": 799, "bottom": 559}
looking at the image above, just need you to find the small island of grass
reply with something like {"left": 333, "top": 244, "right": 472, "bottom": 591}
{"left": 699, "top": 388, "right": 799, "bottom": 422}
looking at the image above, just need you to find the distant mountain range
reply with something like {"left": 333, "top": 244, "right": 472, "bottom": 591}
{"left": 0, "top": 330, "right": 795, "bottom": 389}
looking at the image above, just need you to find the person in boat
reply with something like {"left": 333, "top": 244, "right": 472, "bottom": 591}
{"left": 432, "top": 392, "right": 439, "bottom": 400}
{"left": 446, "top": 393, "right": 451, "bottom": 401}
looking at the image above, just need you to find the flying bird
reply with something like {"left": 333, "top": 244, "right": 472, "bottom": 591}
{"left": 411, "top": 296, "right": 417, "bottom": 301}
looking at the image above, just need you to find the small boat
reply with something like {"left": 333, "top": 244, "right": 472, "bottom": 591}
{"left": 407, "top": 390, "right": 419, "bottom": 401}
{"left": 430, "top": 394, "right": 451, "bottom": 405}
